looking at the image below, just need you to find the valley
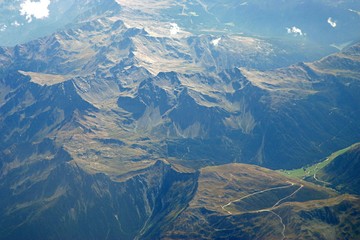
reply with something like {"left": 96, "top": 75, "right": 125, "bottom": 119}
{"left": 280, "top": 143, "right": 360, "bottom": 181}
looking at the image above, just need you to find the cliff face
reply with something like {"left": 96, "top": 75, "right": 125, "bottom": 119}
{"left": 0, "top": 155, "right": 198, "bottom": 240}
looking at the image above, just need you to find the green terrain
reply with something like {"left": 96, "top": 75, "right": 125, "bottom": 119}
{"left": 280, "top": 143, "right": 360, "bottom": 180}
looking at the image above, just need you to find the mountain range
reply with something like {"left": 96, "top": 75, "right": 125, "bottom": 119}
{"left": 0, "top": 0, "right": 359, "bottom": 239}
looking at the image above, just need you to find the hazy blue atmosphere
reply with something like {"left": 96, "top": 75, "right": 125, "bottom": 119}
{"left": 0, "top": 0, "right": 359, "bottom": 239}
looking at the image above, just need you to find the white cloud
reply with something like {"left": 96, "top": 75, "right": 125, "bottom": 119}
{"left": 20, "top": 0, "right": 51, "bottom": 23}
{"left": 327, "top": 17, "right": 337, "bottom": 28}
{"left": 286, "top": 26, "right": 304, "bottom": 36}
{"left": 0, "top": 24, "right": 7, "bottom": 32}
{"left": 11, "top": 21, "right": 22, "bottom": 27}
{"left": 211, "top": 37, "right": 221, "bottom": 47}
{"left": 349, "top": 9, "right": 360, "bottom": 16}
{"left": 170, "top": 23, "right": 180, "bottom": 35}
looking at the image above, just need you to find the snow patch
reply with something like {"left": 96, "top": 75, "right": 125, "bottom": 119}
{"left": 170, "top": 23, "right": 180, "bottom": 35}
{"left": 211, "top": 37, "right": 221, "bottom": 47}
{"left": 189, "top": 12, "right": 199, "bottom": 17}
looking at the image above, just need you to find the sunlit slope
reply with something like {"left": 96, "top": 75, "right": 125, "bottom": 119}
{"left": 1, "top": 17, "right": 360, "bottom": 174}
{"left": 160, "top": 164, "right": 360, "bottom": 240}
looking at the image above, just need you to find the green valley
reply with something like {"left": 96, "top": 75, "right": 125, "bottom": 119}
{"left": 279, "top": 143, "right": 360, "bottom": 180}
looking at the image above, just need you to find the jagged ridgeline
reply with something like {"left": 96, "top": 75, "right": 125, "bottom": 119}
{"left": 0, "top": 0, "right": 360, "bottom": 239}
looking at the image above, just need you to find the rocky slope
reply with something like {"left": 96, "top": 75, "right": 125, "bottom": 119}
{"left": 0, "top": 0, "right": 360, "bottom": 239}
{"left": 160, "top": 164, "right": 360, "bottom": 240}
{"left": 1, "top": 0, "right": 359, "bottom": 174}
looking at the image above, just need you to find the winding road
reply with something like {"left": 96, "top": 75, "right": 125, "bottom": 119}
{"left": 221, "top": 181, "right": 297, "bottom": 214}
{"left": 313, "top": 158, "right": 330, "bottom": 186}
{"left": 270, "top": 210, "right": 286, "bottom": 240}
{"left": 221, "top": 181, "right": 304, "bottom": 240}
